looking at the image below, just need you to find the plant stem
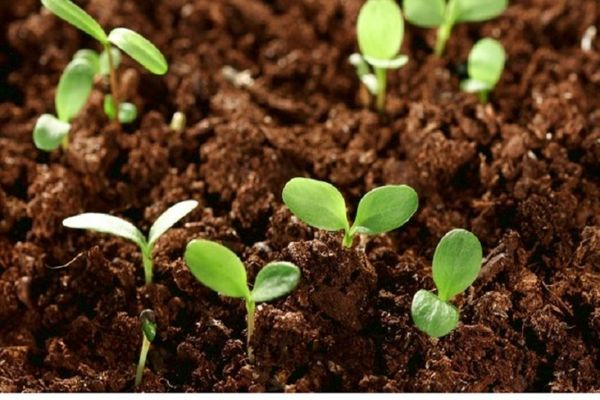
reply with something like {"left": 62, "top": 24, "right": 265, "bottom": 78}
{"left": 342, "top": 230, "right": 354, "bottom": 248}
{"left": 374, "top": 67, "right": 387, "bottom": 113}
{"left": 60, "top": 135, "right": 69, "bottom": 151}
{"left": 105, "top": 44, "right": 121, "bottom": 126}
{"left": 478, "top": 90, "right": 489, "bottom": 104}
{"left": 142, "top": 251, "right": 153, "bottom": 285}
{"left": 246, "top": 300, "right": 256, "bottom": 361}
{"left": 135, "top": 335, "right": 151, "bottom": 387}
{"left": 434, "top": 23, "right": 452, "bottom": 56}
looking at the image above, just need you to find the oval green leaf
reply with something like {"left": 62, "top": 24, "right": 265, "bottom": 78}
{"left": 108, "top": 28, "right": 168, "bottom": 75}
{"left": 33, "top": 114, "right": 71, "bottom": 152}
{"left": 411, "top": 289, "right": 459, "bottom": 338}
{"left": 184, "top": 240, "right": 250, "bottom": 299}
{"left": 467, "top": 38, "right": 506, "bottom": 88}
{"left": 99, "top": 47, "right": 122, "bottom": 76}
{"left": 56, "top": 58, "right": 95, "bottom": 122}
{"left": 357, "top": 0, "right": 404, "bottom": 60}
{"left": 432, "top": 229, "right": 483, "bottom": 301}
{"left": 363, "top": 54, "right": 409, "bottom": 70}
{"left": 118, "top": 102, "right": 138, "bottom": 124}
{"left": 352, "top": 185, "right": 418, "bottom": 235}
{"left": 403, "top": 0, "right": 446, "bottom": 28}
{"left": 73, "top": 49, "right": 100, "bottom": 73}
{"left": 282, "top": 178, "right": 349, "bottom": 232}
{"left": 41, "top": 0, "right": 107, "bottom": 43}
{"left": 456, "top": 0, "right": 508, "bottom": 23}
{"left": 251, "top": 262, "right": 301, "bottom": 303}
{"left": 148, "top": 200, "right": 198, "bottom": 246}
{"left": 62, "top": 213, "right": 147, "bottom": 249}
{"left": 103, "top": 95, "right": 117, "bottom": 120}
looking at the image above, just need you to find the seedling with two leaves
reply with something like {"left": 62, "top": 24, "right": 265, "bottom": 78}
{"left": 282, "top": 178, "right": 418, "bottom": 248}
{"left": 34, "top": 0, "right": 168, "bottom": 151}
{"left": 62, "top": 200, "right": 198, "bottom": 285}
{"left": 135, "top": 309, "right": 157, "bottom": 387}
{"left": 351, "top": 0, "right": 408, "bottom": 112}
{"left": 411, "top": 229, "right": 483, "bottom": 338}
{"left": 184, "top": 240, "right": 300, "bottom": 357}
{"left": 460, "top": 38, "right": 506, "bottom": 103}
{"left": 404, "top": 0, "right": 508, "bottom": 56}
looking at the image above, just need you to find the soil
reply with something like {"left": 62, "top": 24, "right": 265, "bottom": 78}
{"left": 0, "top": 0, "right": 599, "bottom": 393}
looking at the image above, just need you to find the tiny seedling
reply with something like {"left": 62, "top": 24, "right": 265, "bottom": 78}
{"left": 460, "top": 38, "right": 506, "bottom": 103}
{"left": 62, "top": 200, "right": 198, "bottom": 285}
{"left": 282, "top": 177, "right": 418, "bottom": 248}
{"left": 355, "top": 0, "right": 408, "bottom": 112}
{"left": 41, "top": 0, "right": 168, "bottom": 126}
{"left": 411, "top": 229, "right": 483, "bottom": 338}
{"left": 135, "top": 309, "right": 156, "bottom": 387}
{"left": 403, "top": 0, "right": 508, "bottom": 56}
{"left": 184, "top": 239, "right": 300, "bottom": 357}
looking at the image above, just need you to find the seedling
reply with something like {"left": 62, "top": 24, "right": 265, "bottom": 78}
{"left": 135, "top": 309, "right": 156, "bottom": 387}
{"left": 460, "top": 38, "right": 506, "bottom": 103}
{"left": 62, "top": 200, "right": 198, "bottom": 285}
{"left": 184, "top": 239, "right": 300, "bottom": 357}
{"left": 403, "top": 0, "right": 508, "bottom": 56}
{"left": 282, "top": 178, "right": 418, "bottom": 248}
{"left": 40, "top": 0, "right": 168, "bottom": 127}
{"left": 355, "top": 0, "right": 408, "bottom": 112}
{"left": 411, "top": 229, "right": 483, "bottom": 338}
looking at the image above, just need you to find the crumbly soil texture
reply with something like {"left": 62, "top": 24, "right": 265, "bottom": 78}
{"left": 1, "top": 0, "right": 599, "bottom": 393}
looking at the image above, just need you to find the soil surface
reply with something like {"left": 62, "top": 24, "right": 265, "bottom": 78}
{"left": 1, "top": 0, "right": 599, "bottom": 393}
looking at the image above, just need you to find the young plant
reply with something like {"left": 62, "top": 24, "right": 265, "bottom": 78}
{"left": 282, "top": 177, "right": 418, "bottom": 248}
{"left": 460, "top": 38, "right": 506, "bottom": 103}
{"left": 355, "top": 0, "right": 408, "bottom": 112}
{"left": 184, "top": 239, "right": 300, "bottom": 357}
{"left": 411, "top": 229, "right": 483, "bottom": 338}
{"left": 41, "top": 0, "right": 168, "bottom": 126}
{"left": 135, "top": 309, "right": 156, "bottom": 387}
{"left": 62, "top": 200, "right": 198, "bottom": 285}
{"left": 403, "top": 0, "right": 508, "bottom": 56}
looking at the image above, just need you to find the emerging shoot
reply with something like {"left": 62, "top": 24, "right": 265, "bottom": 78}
{"left": 135, "top": 309, "right": 156, "bottom": 387}
{"left": 411, "top": 229, "right": 483, "bottom": 337}
{"left": 62, "top": 200, "right": 198, "bottom": 285}
{"left": 403, "top": 0, "right": 508, "bottom": 56}
{"left": 184, "top": 239, "right": 300, "bottom": 358}
{"left": 355, "top": 0, "right": 408, "bottom": 112}
{"left": 460, "top": 38, "right": 506, "bottom": 103}
{"left": 282, "top": 178, "right": 418, "bottom": 248}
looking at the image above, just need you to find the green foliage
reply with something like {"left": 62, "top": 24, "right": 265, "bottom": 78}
{"left": 41, "top": 0, "right": 108, "bottom": 44}
{"left": 460, "top": 38, "right": 506, "bottom": 103}
{"left": 73, "top": 49, "right": 100, "bottom": 72}
{"left": 136, "top": 309, "right": 156, "bottom": 387}
{"left": 99, "top": 47, "right": 122, "bottom": 76}
{"left": 108, "top": 28, "right": 168, "bottom": 75}
{"left": 56, "top": 58, "right": 95, "bottom": 122}
{"left": 62, "top": 200, "right": 198, "bottom": 285}
{"left": 33, "top": 114, "right": 71, "bottom": 151}
{"left": 282, "top": 178, "right": 418, "bottom": 248}
{"left": 404, "top": 0, "right": 508, "bottom": 55}
{"left": 411, "top": 229, "right": 483, "bottom": 338}
{"left": 103, "top": 96, "right": 138, "bottom": 124}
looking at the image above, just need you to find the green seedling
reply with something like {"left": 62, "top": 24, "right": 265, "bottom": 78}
{"left": 62, "top": 200, "right": 198, "bottom": 285}
{"left": 403, "top": 0, "right": 508, "bottom": 56}
{"left": 41, "top": 0, "right": 168, "bottom": 126}
{"left": 460, "top": 38, "right": 506, "bottom": 103}
{"left": 282, "top": 177, "right": 418, "bottom": 248}
{"left": 135, "top": 309, "right": 156, "bottom": 387}
{"left": 355, "top": 0, "right": 408, "bottom": 112}
{"left": 411, "top": 229, "right": 483, "bottom": 338}
{"left": 184, "top": 239, "right": 300, "bottom": 357}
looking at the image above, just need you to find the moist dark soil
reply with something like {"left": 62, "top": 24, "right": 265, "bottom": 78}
{"left": 0, "top": 0, "right": 599, "bottom": 393}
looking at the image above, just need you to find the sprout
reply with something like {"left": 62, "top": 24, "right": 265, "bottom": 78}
{"left": 62, "top": 200, "right": 198, "bottom": 285}
{"left": 403, "top": 0, "right": 508, "bottom": 56}
{"left": 355, "top": 0, "right": 408, "bottom": 112}
{"left": 41, "top": 0, "right": 168, "bottom": 127}
{"left": 282, "top": 177, "right": 418, "bottom": 248}
{"left": 169, "top": 111, "right": 187, "bottom": 133}
{"left": 135, "top": 309, "right": 156, "bottom": 387}
{"left": 411, "top": 229, "right": 483, "bottom": 338}
{"left": 460, "top": 38, "right": 506, "bottom": 103}
{"left": 184, "top": 239, "right": 300, "bottom": 357}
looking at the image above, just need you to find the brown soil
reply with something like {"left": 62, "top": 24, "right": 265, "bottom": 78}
{"left": 1, "top": 0, "right": 599, "bottom": 393}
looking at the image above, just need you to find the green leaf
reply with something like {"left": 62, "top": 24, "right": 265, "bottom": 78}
{"left": 62, "top": 213, "right": 147, "bottom": 249}
{"left": 411, "top": 289, "right": 459, "bottom": 338}
{"left": 251, "top": 262, "right": 301, "bottom": 303}
{"left": 33, "top": 114, "right": 71, "bottom": 151}
{"left": 99, "top": 47, "right": 122, "bottom": 76}
{"left": 363, "top": 54, "right": 409, "bottom": 70}
{"left": 456, "top": 0, "right": 508, "bottom": 22}
{"left": 73, "top": 49, "right": 100, "bottom": 73}
{"left": 184, "top": 240, "right": 250, "bottom": 299}
{"left": 282, "top": 178, "right": 349, "bottom": 232}
{"left": 403, "top": 0, "right": 446, "bottom": 28}
{"left": 118, "top": 102, "right": 138, "bottom": 124}
{"left": 41, "top": 0, "right": 107, "bottom": 44}
{"left": 352, "top": 185, "right": 418, "bottom": 235}
{"left": 148, "top": 200, "right": 198, "bottom": 247}
{"left": 460, "top": 78, "right": 492, "bottom": 93}
{"left": 108, "top": 28, "right": 168, "bottom": 75}
{"left": 56, "top": 58, "right": 95, "bottom": 122}
{"left": 140, "top": 309, "right": 157, "bottom": 342}
{"left": 432, "top": 229, "right": 483, "bottom": 301}
{"left": 103, "top": 95, "right": 117, "bottom": 120}
{"left": 357, "top": 0, "right": 404, "bottom": 60}
{"left": 466, "top": 38, "right": 506, "bottom": 88}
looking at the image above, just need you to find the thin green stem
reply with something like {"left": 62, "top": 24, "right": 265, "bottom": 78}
{"left": 374, "top": 67, "right": 387, "bottom": 113}
{"left": 135, "top": 335, "right": 151, "bottom": 387}
{"left": 246, "top": 299, "right": 256, "bottom": 361}
{"left": 434, "top": 23, "right": 452, "bottom": 56}
{"left": 60, "top": 135, "right": 69, "bottom": 151}
{"left": 478, "top": 90, "right": 489, "bottom": 104}
{"left": 105, "top": 44, "right": 121, "bottom": 126}
{"left": 342, "top": 230, "right": 354, "bottom": 248}
{"left": 142, "top": 250, "right": 153, "bottom": 285}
